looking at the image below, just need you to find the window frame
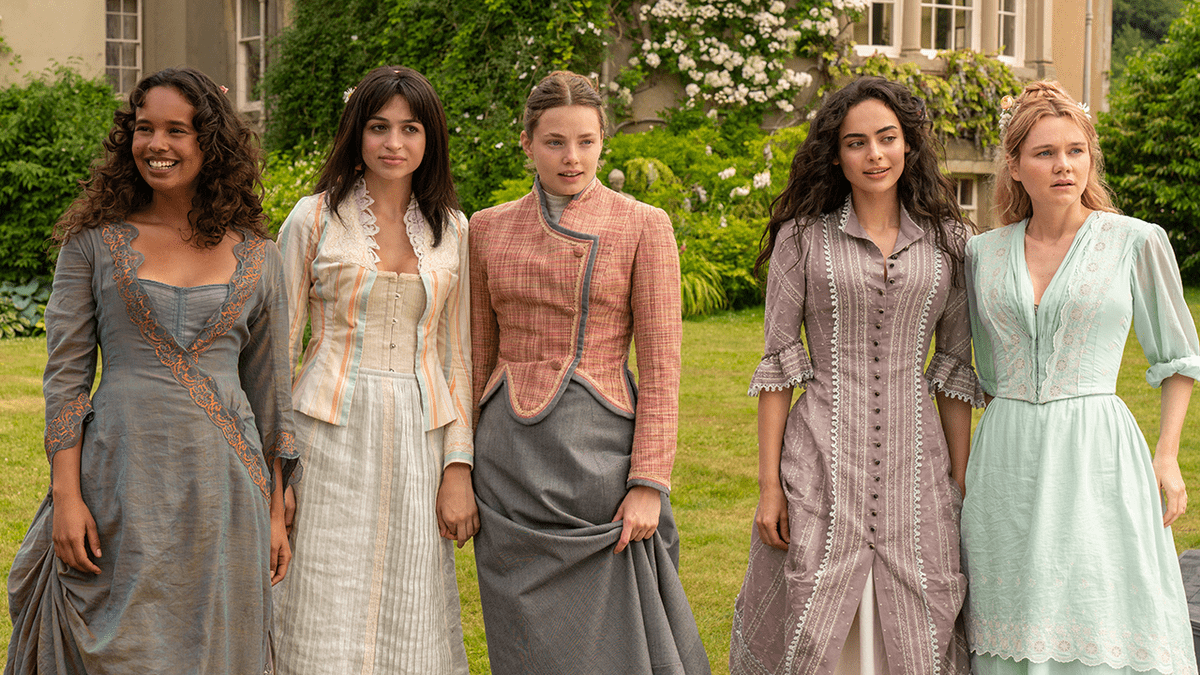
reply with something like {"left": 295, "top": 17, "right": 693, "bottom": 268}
{"left": 852, "top": 0, "right": 902, "bottom": 57}
{"left": 105, "top": 0, "right": 142, "bottom": 95}
{"left": 236, "top": 0, "right": 267, "bottom": 113}
{"left": 918, "top": 0, "right": 980, "bottom": 56}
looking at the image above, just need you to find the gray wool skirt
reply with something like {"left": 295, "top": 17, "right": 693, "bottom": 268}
{"left": 473, "top": 381, "right": 710, "bottom": 675}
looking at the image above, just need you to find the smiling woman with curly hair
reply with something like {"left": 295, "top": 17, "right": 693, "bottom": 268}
{"left": 6, "top": 67, "right": 299, "bottom": 675}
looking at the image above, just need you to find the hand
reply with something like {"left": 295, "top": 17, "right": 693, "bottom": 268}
{"left": 436, "top": 463, "right": 479, "bottom": 548}
{"left": 755, "top": 482, "right": 790, "bottom": 551}
{"left": 611, "top": 486, "right": 662, "bottom": 554}
{"left": 284, "top": 484, "right": 296, "bottom": 536}
{"left": 1153, "top": 449, "right": 1187, "bottom": 527}
{"left": 52, "top": 492, "right": 102, "bottom": 574}
{"left": 270, "top": 507, "right": 291, "bottom": 585}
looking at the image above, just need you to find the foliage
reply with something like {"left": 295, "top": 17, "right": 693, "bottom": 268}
{"left": 829, "top": 50, "right": 1023, "bottom": 149}
{"left": 1100, "top": 0, "right": 1200, "bottom": 282}
{"left": 0, "top": 65, "right": 119, "bottom": 283}
{"left": 603, "top": 116, "right": 808, "bottom": 314}
{"left": 262, "top": 142, "right": 326, "bottom": 234}
{"left": 0, "top": 278, "right": 51, "bottom": 339}
{"left": 611, "top": 0, "right": 865, "bottom": 120}
{"left": 262, "top": 0, "right": 611, "bottom": 215}
{"left": 1111, "top": 0, "right": 1183, "bottom": 78}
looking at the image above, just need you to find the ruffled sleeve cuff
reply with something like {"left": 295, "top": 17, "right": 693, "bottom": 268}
{"left": 925, "top": 351, "right": 986, "bottom": 408}
{"left": 44, "top": 392, "right": 94, "bottom": 462}
{"left": 1146, "top": 355, "right": 1200, "bottom": 389}
{"left": 748, "top": 341, "right": 814, "bottom": 397}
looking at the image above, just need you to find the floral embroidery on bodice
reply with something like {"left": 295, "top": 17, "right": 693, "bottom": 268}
{"left": 969, "top": 212, "right": 1139, "bottom": 403}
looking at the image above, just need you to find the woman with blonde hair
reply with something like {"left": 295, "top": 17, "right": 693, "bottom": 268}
{"left": 469, "top": 70, "right": 709, "bottom": 674}
{"left": 962, "top": 80, "right": 1199, "bottom": 674}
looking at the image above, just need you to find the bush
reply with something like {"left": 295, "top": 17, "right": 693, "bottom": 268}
{"left": 262, "top": 142, "right": 326, "bottom": 234}
{"left": 0, "top": 278, "right": 51, "bottom": 339}
{"left": 0, "top": 65, "right": 120, "bottom": 284}
{"left": 1100, "top": 0, "right": 1200, "bottom": 282}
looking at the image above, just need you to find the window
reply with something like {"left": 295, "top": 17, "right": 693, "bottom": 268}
{"left": 237, "top": 0, "right": 266, "bottom": 112}
{"left": 105, "top": 0, "right": 140, "bottom": 94}
{"left": 853, "top": 0, "right": 900, "bottom": 55}
{"left": 997, "top": 0, "right": 1023, "bottom": 62}
{"left": 953, "top": 176, "right": 977, "bottom": 223}
{"left": 920, "top": 0, "right": 975, "bottom": 52}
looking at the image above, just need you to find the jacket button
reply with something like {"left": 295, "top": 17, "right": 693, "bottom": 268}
{"left": 551, "top": 359, "right": 563, "bottom": 370}
{"left": 573, "top": 247, "right": 585, "bottom": 257}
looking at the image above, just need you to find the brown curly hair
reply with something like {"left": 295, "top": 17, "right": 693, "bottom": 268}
{"left": 54, "top": 67, "right": 267, "bottom": 246}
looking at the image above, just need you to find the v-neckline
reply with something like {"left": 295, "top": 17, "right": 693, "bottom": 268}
{"left": 1014, "top": 212, "right": 1097, "bottom": 331}
{"left": 108, "top": 222, "right": 256, "bottom": 354}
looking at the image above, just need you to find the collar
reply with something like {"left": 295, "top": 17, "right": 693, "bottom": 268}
{"left": 836, "top": 196, "right": 926, "bottom": 253}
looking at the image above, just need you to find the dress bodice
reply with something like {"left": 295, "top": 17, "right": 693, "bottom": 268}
{"left": 359, "top": 272, "right": 424, "bottom": 373}
{"left": 141, "top": 280, "right": 229, "bottom": 348}
{"left": 966, "top": 212, "right": 1200, "bottom": 403}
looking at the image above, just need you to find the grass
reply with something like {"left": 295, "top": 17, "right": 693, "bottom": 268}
{"left": 2, "top": 292, "right": 1199, "bottom": 673}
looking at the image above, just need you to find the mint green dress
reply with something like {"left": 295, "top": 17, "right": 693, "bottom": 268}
{"left": 962, "top": 212, "right": 1200, "bottom": 675}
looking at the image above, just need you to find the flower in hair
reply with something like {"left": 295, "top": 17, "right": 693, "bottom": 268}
{"left": 343, "top": 86, "right": 356, "bottom": 103}
{"left": 1078, "top": 101, "right": 1091, "bottom": 119}
{"left": 998, "top": 95, "right": 1018, "bottom": 137}
{"left": 219, "top": 85, "right": 229, "bottom": 95}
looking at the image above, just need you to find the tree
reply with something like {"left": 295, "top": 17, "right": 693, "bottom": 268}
{"left": 1100, "top": 0, "right": 1200, "bottom": 281}
{"left": 1111, "top": 0, "right": 1182, "bottom": 78}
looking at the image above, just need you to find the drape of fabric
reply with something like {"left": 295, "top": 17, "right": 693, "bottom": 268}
{"left": 7, "top": 224, "right": 299, "bottom": 675}
{"left": 833, "top": 570, "right": 890, "bottom": 675}
{"left": 276, "top": 181, "right": 473, "bottom": 466}
{"left": 963, "top": 212, "right": 1200, "bottom": 675}
{"left": 273, "top": 183, "right": 472, "bottom": 673}
{"left": 731, "top": 200, "right": 979, "bottom": 675}
{"left": 473, "top": 382, "right": 710, "bottom": 675}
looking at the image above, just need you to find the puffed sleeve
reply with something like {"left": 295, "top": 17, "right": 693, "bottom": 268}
{"left": 1132, "top": 225, "right": 1200, "bottom": 387}
{"left": 748, "top": 220, "right": 814, "bottom": 396}
{"left": 441, "top": 211, "right": 474, "bottom": 467}
{"left": 276, "top": 195, "right": 323, "bottom": 371}
{"left": 627, "top": 207, "right": 682, "bottom": 492}
{"left": 43, "top": 233, "right": 99, "bottom": 463}
{"left": 240, "top": 241, "right": 301, "bottom": 489}
{"left": 925, "top": 229, "right": 986, "bottom": 407}
{"left": 469, "top": 211, "right": 500, "bottom": 426}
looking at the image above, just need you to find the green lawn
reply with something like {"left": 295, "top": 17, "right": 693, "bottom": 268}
{"left": 2, "top": 293, "right": 1199, "bottom": 672}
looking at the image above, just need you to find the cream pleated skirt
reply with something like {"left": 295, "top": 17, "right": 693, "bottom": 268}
{"left": 272, "top": 369, "right": 468, "bottom": 675}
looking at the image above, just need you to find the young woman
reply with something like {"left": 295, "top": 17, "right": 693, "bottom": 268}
{"left": 271, "top": 65, "right": 474, "bottom": 674}
{"left": 962, "top": 81, "right": 1199, "bottom": 675}
{"left": 6, "top": 67, "right": 298, "bottom": 674}
{"left": 469, "top": 70, "right": 710, "bottom": 675}
{"left": 730, "top": 77, "right": 980, "bottom": 675}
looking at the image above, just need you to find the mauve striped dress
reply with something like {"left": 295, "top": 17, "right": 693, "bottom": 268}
{"left": 730, "top": 199, "right": 983, "bottom": 675}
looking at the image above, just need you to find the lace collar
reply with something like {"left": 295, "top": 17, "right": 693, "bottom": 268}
{"left": 352, "top": 177, "right": 428, "bottom": 268}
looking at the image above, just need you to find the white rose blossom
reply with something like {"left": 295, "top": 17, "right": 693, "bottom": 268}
{"left": 718, "top": 167, "right": 737, "bottom": 180}
{"left": 753, "top": 171, "right": 771, "bottom": 189}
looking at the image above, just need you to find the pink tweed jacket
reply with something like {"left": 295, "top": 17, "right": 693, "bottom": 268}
{"left": 470, "top": 180, "right": 682, "bottom": 491}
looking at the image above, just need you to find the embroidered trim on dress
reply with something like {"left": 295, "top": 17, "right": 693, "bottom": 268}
{"left": 45, "top": 391, "right": 93, "bottom": 460}
{"left": 354, "top": 178, "right": 383, "bottom": 266}
{"left": 910, "top": 246, "right": 944, "bottom": 675}
{"left": 103, "top": 223, "right": 271, "bottom": 500}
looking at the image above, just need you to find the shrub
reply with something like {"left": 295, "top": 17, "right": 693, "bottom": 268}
{"left": 0, "top": 278, "right": 51, "bottom": 339}
{"left": 262, "top": 142, "right": 326, "bottom": 234}
{"left": 1100, "top": 0, "right": 1200, "bottom": 282}
{"left": 0, "top": 65, "right": 119, "bottom": 283}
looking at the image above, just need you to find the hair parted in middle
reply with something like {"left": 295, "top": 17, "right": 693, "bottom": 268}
{"left": 522, "top": 71, "right": 608, "bottom": 138}
{"left": 993, "top": 80, "right": 1117, "bottom": 226}
{"left": 756, "top": 76, "right": 970, "bottom": 281}
{"left": 317, "top": 65, "right": 458, "bottom": 247}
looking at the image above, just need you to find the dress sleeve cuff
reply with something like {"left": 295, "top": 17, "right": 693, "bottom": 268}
{"left": 442, "top": 423, "right": 474, "bottom": 470}
{"left": 747, "top": 341, "right": 814, "bottom": 397}
{"left": 266, "top": 430, "right": 303, "bottom": 488}
{"left": 626, "top": 476, "right": 670, "bottom": 494}
{"left": 1146, "top": 356, "right": 1200, "bottom": 388}
{"left": 44, "top": 392, "right": 94, "bottom": 462}
{"left": 925, "top": 352, "right": 986, "bottom": 408}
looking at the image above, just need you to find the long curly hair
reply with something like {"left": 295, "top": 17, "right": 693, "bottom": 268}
{"left": 993, "top": 80, "right": 1117, "bottom": 225}
{"left": 756, "top": 76, "right": 969, "bottom": 281}
{"left": 55, "top": 67, "right": 267, "bottom": 245}
{"left": 317, "top": 65, "right": 458, "bottom": 248}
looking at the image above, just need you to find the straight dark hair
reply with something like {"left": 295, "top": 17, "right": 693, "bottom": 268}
{"left": 317, "top": 65, "right": 458, "bottom": 247}
{"left": 756, "top": 76, "right": 969, "bottom": 280}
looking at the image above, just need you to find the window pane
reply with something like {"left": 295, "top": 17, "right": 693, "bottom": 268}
{"left": 106, "top": 42, "right": 119, "bottom": 67}
{"left": 1000, "top": 15, "right": 1015, "bottom": 55}
{"left": 106, "top": 14, "right": 120, "bottom": 39}
{"left": 872, "top": 3, "right": 893, "bottom": 45}
{"left": 960, "top": 178, "right": 974, "bottom": 206}
{"left": 124, "top": 0, "right": 137, "bottom": 13}
{"left": 936, "top": 7, "right": 951, "bottom": 48}
{"left": 245, "top": 42, "right": 262, "bottom": 99}
{"left": 122, "top": 68, "right": 139, "bottom": 95}
{"left": 106, "top": 0, "right": 121, "bottom": 11}
{"left": 107, "top": 68, "right": 121, "bottom": 90}
{"left": 922, "top": 6, "right": 933, "bottom": 48}
{"left": 122, "top": 43, "right": 137, "bottom": 67}
{"left": 123, "top": 15, "right": 138, "bottom": 40}
{"left": 955, "top": 9, "right": 970, "bottom": 48}
{"left": 241, "top": 0, "right": 261, "bottom": 38}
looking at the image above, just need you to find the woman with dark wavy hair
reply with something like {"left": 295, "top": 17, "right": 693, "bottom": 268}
{"left": 6, "top": 67, "right": 299, "bottom": 674}
{"left": 730, "top": 76, "right": 982, "bottom": 674}
{"left": 271, "top": 65, "right": 474, "bottom": 674}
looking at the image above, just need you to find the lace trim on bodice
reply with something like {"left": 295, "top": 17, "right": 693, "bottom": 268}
{"left": 343, "top": 178, "right": 459, "bottom": 274}
{"left": 353, "top": 178, "right": 382, "bottom": 266}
